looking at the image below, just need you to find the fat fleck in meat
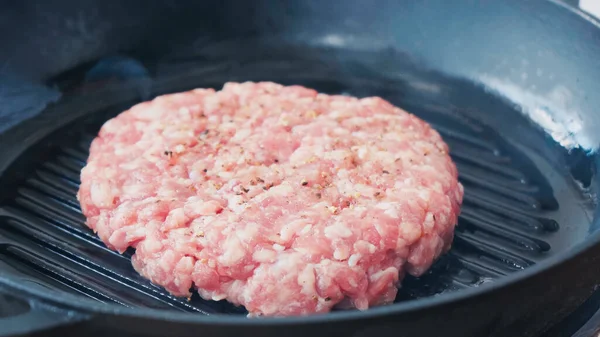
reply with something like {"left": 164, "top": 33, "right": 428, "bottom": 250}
{"left": 78, "top": 82, "right": 464, "bottom": 316}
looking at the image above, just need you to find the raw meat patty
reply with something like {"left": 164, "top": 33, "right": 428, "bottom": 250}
{"left": 78, "top": 82, "right": 463, "bottom": 316}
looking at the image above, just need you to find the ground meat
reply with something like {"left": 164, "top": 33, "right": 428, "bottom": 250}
{"left": 77, "top": 82, "right": 464, "bottom": 316}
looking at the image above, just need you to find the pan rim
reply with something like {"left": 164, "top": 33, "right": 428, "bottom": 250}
{"left": 1, "top": 1, "right": 599, "bottom": 323}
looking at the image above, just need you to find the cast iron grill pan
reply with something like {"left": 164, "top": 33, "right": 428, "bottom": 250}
{"left": 0, "top": 53, "right": 586, "bottom": 316}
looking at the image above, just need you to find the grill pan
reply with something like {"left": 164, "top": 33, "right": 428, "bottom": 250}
{"left": 1, "top": 1, "right": 600, "bottom": 337}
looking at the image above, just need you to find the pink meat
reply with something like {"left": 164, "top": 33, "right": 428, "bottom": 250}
{"left": 77, "top": 82, "right": 463, "bottom": 316}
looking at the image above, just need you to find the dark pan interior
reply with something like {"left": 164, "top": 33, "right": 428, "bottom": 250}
{"left": 0, "top": 41, "right": 596, "bottom": 316}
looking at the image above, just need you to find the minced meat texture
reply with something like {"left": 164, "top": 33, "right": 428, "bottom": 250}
{"left": 77, "top": 82, "right": 464, "bottom": 316}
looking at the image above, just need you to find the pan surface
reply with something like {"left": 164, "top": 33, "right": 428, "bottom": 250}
{"left": 0, "top": 1, "right": 599, "bottom": 337}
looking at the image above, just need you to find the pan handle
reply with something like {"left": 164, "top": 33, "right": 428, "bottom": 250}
{"left": 0, "top": 297, "right": 90, "bottom": 337}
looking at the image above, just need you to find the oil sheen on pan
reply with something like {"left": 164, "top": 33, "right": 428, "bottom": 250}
{"left": 77, "top": 82, "right": 464, "bottom": 316}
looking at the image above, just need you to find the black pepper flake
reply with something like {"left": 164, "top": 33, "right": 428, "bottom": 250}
{"left": 316, "top": 192, "right": 322, "bottom": 199}
{"left": 203, "top": 169, "right": 208, "bottom": 173}
{"left": 274, "top": 159, "right": 279, "bottom": 163}
{"left": 164, "top": 150, "right": 173, "bottom": 157}
{"left": 301, "top": 181, "right": 308, "bottom": 186}
{"left": 433, "top": 215, "right": 436, "bottom": 221}
{"left": 257, "top": 177, "right": 265, "bottom": 183}
{"left": 241, "top": 186, "right": 250, "bottom": 193}
{"left": 374, "top": 192, "right": 381, "bottom": 197}
{"left": 324, "top": 297, "right": 331, "bottom": 302}
{"left": 382, "top": 170, "right": 390, "bottom": 174}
